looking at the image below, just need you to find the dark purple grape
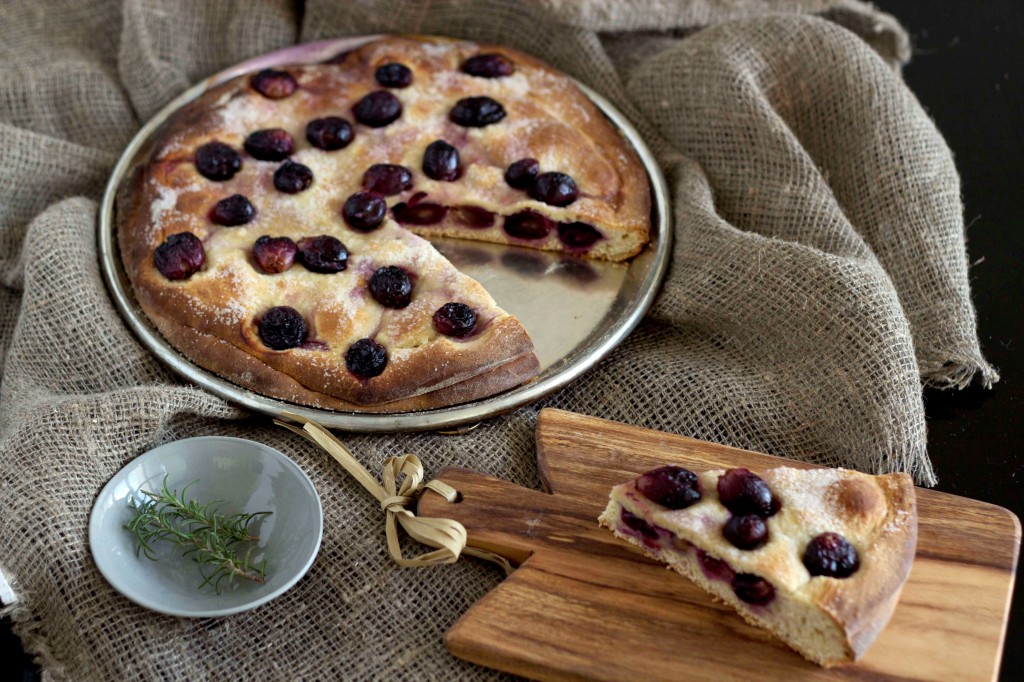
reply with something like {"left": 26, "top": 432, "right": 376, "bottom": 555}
{"left": 530, "top": 172, "right": 578, "bottom": 206}
{"left": 450, "top": 205, "right": 495, "bottom": 229}
{"left": 732, "top": 573, "right": 776, "bottom": 605}
{"left": 296, "top": 235, "right": 348, "bottom": 273}
{"left": 195, "top": 142, "right": 241, "bottom": 181}
{"left": 154, "top": 232, "right": 204, "bottom": 280}
{"left": 273, "top": 160, "right": 313, "bottom": 194}
{"left": 696, "top": 549, "right": 735, "bottom": 582}
{"left": 306, "top": 116, "right": 354, "bottom": 151}
{"left": 503, "top": 210, "right": 553, "bottom": 240}
{"left": 210, "top": 194, "right": 256, "bottom": 226}
{"left": 345, "top": 338, "right": 388, "bottom": 378}
{"left": 353, "top": 91, "right": 402, "bottom": 127}
{"left": 375, "top": 62, "right": 412, "bottom": 88}
{"left": 716, "top": 468, "right": 778, "bottom": 517}
{"left": 462, "top": 54, "right": 515, "bottom": 78}
{"left": 449, "top": 96, "right": 506, "bottom": 127}
{"left": 557, "top": 222, "right": 602, "bottom": 249}
{"left": 252, "top": 235, "right": 296, "bottom": 273}
{"left": 342, "top": 191, "right": 387, "bottom": 231}
{"left": 620, "top": 508, "right": 658, "bottom": 540}
{"left": 244, "top": 128, "right": 294, "bottom": 161}
{"left": 803, "top": 533, "right": 860, "bottom": 578}
{"left": 422, "top": 140, "right": 461, "bottom": 181}
{"left": 369, "top": 266, "right": 413, "bottom": 309}
{"left": 258, "top": 306, "right": 307, "bottom": 350}
{"left": 433, "top": 302, "right": 477, "bottom": 338}
{"left": 723, "top": 513, "right": 769, "bottom": 550}
{"left": 362, "top": 164, "right": 413, "bottom": 195}
{"left": 505, "top": 158, "right": 539, "bottom": 190}
{"left": 251, "top": 69, "right": 297, "bottom": 99}
{"left": 392, "top": 201, "right": 447, "bottom": 225}
{"left": 635, "top": 466, "right": 701, "bottom": 510}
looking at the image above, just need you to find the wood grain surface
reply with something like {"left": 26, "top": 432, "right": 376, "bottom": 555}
{"left": 417, "top": 408, "right": 1021, "bottom": 681}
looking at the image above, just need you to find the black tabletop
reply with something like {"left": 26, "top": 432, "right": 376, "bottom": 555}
{"left": 2, "top": 1, "right": 1020, "bottom": 679}
{"left": 887, "top": 1, "right": 1024, "bottom": 679}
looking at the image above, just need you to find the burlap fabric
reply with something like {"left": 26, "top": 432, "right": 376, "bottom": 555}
{"left": 0, "top": 0, "right": 998, "bottom": 679}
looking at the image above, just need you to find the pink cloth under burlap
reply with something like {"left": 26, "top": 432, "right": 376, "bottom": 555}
{"left": 0, "top": 1, "right": 996, "bottom": 679}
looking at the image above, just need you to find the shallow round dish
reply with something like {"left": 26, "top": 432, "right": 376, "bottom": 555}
{"left": 89, "top": 436, "right": 323, "bottom": 617}
{"left": 98, "top": 36, "right": 672, "bottom": 432}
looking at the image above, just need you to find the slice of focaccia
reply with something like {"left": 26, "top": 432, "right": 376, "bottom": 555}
{"left": 599, "top": 465, "right": 917, "bottom": 666}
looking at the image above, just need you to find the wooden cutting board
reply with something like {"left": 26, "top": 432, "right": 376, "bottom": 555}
{"left": 417, "top": 408, "right": 1020, "bottom": 682}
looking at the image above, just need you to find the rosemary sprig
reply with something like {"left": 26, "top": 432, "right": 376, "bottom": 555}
{"left": 125, "top": 476, "right": 272, "bottom": 593}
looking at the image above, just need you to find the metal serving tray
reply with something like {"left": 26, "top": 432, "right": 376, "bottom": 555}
{"left": 98, "top": 36, "right": 672, "bottom": 432}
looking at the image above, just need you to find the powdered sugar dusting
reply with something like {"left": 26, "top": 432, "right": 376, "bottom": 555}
{"left": 881, "top": 499, "right": 916, "bottom": 534}
{"left": 181, "top": 290, "right": 248, "bottom": 327}
{"left": 215, "top": 93, "right": 270, "bottom": 134}
{"left": 390, "top": 347, "right": 415, "bottom": 362}
{"left": 765, "top": 467, "right": 847, "bottom": 533}
{"left": 146, "top": 181, "right": 205, "bottom": 240}
{"left": 497, "top": 72, "right": 531, "bottom": 98}
{"left": 317, "top": 282, "right": 360, "bottom": 321}
{"left": 213, "top": 294, "right": 250, "bottom": 326}
{"left": 417, "top": 41, "right": 456, "bottom": 57}
{"left": 149, "top": 184, "right": 180, "bottom": 226}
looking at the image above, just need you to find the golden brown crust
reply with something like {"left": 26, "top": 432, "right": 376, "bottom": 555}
{"left": 146, "top": 303, "right": 540, "bottom": 413}
{"left": 117, "top": 35, "right": 654, "bottom": 410}
{"left": 816, "top": 472, "right": 917, "bottom": 659}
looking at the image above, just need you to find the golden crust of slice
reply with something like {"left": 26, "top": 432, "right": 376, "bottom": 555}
{"left": 600, "top": 466, "right": 917, "bottom": 666}
{"left": 146, "top": 304, "right": 539, "bottom": 413}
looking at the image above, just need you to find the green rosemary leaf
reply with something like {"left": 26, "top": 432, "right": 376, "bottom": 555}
{"left": 123, "top": 474, "right": 271, "bottom": 593}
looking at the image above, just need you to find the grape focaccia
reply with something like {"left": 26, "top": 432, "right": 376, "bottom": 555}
{"left": 600, "top": 465, "right": 917, "bottom": 666}
{"left": 116, "top": 36, "right": 651, "bottom": 411}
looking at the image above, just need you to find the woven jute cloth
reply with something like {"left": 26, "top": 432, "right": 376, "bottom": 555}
{"left": 0, "top": 1, "right": 998, "bottom": 679}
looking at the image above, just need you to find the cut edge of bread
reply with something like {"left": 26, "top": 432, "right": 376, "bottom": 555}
{"left": 600, "top": 499, "right": 870, "bottom": 667}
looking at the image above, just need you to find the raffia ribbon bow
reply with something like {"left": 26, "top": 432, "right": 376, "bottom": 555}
{"left": 275, "top": 415, "right": 513, "bottom": 574}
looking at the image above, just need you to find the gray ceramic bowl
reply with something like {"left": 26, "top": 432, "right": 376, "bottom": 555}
{"left": 89, "top": 436, "right": 322, "bottom": 617}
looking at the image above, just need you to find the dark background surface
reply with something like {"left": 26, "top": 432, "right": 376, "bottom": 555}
{"left": 1, "top": 1, "right": 1020, "bottom": 679}
{"left": 886, "top": 1, "right": 1024, "bottom": 680}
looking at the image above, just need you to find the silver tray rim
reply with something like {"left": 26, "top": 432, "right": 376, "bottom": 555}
{"left": 97, "top": 35, "right": 672, "bottom": 433}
